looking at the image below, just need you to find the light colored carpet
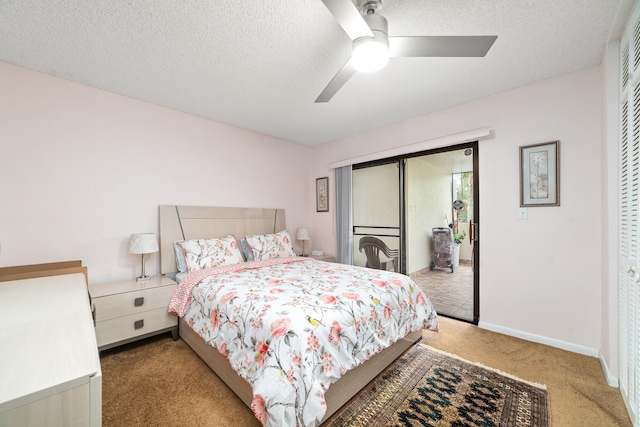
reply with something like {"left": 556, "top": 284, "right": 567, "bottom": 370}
{"left": 100, "top": 317, "right": 631, "bottom": 426}
{"left": 424, "top": 317, "right": 631, "bottom": 426}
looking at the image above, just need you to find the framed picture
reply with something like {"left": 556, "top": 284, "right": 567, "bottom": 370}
{"left": 316, "top": 177, "right": 329, "bottom": 212}
{"left": 520, "top": 140, "right": 560, "bottom": 207}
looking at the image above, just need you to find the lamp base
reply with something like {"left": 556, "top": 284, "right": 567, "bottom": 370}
{"left": 136, "top": 254, "right": 151, "bottom": 283}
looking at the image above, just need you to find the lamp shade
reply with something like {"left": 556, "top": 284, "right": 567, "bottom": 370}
{"left": 296, "top": 227, "right": 311, "bottom": 241}
{"left": 129, "top": 233, "right": 159, "bottom": 254}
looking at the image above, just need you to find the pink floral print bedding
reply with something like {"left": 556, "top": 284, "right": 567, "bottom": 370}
{"left": 168, "top": 257, "right": 438, "bottom": 427}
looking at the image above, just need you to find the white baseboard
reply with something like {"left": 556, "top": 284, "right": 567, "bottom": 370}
{"left": 620, "top": 382, "right": 636, "bottom": 424}
{"left": 599, "top": 351, "right": 619, "bottom": 387}
{"left": 476, "top": 324, "right": 620, "bottom": 387}
{"left": 478, "top": 321, "right": 599, "bottom": 357}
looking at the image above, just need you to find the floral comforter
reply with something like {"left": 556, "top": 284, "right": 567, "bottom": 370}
{"left": 168, "top": 257, "right": 438, "bottom": 427}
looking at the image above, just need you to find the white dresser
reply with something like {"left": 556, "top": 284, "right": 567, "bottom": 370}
{"left": 0, "top": 272, "right": 102, "bottom": 427}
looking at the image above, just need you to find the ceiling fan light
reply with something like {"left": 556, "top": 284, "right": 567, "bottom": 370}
{"left": 352, "top": 38, "right": 389, "bottom": 72}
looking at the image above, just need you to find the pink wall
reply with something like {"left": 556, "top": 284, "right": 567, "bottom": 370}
{"left": 0, "top": 58, "right": 610, "bottom": 366}
{"left": 311, "top": 67, "right": 605, "bottom": 356}
{"left": 0, "top": 61, "right": 312, "bottom": 284}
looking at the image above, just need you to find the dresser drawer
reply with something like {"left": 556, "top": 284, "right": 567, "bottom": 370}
{"left": 95, "top": 307, "right": 177, "bottom": 347}
{"left": 93, "top": 284, "right": 175, "bottom": 322}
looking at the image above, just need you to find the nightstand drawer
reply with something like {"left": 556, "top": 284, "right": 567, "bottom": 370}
{"left": 93, "top": 285, "right": 175, "bottom": 322}
{"left": 95, "top": 307, "right": 177, "bottom": 347}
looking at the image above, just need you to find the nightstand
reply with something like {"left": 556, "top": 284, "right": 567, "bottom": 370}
{"left": 311, "top": 255, "right": 335, "bottom": 262}
{"left": 90, "top": 276, "right": 178, "bottom": 351}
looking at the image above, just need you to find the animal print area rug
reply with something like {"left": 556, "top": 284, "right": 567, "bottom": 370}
{"left": 324, "top": 344, "right": 549, "bottom": 427}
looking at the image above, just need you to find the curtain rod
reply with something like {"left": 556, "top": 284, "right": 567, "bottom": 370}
{"left": 327, "top": 127, "right": 492, "bottom": 169}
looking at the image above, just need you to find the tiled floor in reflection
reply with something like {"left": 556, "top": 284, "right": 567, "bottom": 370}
{"left": 412, "top": 263, "right": 474, "bottom": 322}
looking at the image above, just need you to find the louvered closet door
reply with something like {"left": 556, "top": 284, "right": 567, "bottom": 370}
{"left": 620, "top": 8, "right": 640, "bottom": 424}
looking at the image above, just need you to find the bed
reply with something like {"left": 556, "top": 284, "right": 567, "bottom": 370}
{"left": 159, "top": 205, "right": 438, "bottom": 426}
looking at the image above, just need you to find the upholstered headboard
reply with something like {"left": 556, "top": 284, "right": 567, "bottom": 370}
{"left": 159, "top": 205, "right": 286, "bottom": 275}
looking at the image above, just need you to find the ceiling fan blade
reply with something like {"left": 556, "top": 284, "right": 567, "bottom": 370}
{"left": 389, "top": 35, "right": 497, "bottom": 58}
{"left": 321, "top": 0, "right": 374, "bottom": 40}
{"left": 315, "top": 59, "right": 357, "bottom": 103}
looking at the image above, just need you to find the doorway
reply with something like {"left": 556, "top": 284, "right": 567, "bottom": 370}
{"left": 351, "top": 142, "right": 479, "bottom": 324}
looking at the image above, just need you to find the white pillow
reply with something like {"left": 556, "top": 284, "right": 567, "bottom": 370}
{"left": 244, "top": 230, "right": 297, "bottom": 261}
{"left": 176, "top": 235, "right": 244, "bottom": 271}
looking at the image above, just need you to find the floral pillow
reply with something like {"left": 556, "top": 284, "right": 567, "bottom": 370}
{"left": 244, "top": 230, "right": 297, "bottom": 261}
{"left": 176, "top": 235, "right": 244, "bottom": 271}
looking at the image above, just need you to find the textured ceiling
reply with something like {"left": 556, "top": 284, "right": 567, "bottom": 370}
{"left": 0, "top": 0, "right": 625, "bottom": 146}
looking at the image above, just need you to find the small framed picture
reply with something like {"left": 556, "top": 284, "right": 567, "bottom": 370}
{"left": 520, "top": 140, "right": 560, "bottom": 207}
{"left": 316, "top": 177, "right": 329, "bottom": 212}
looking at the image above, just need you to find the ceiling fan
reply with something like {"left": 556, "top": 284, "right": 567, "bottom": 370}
{"left": 316, "top": 0, "right": 497, "bottom": 102}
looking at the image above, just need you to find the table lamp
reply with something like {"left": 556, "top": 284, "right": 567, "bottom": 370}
{"left": 129, "top": 233, "right": 159, "bottom": 282}
{"left": 296, "top": 227, "right": 311, "bottom": 257}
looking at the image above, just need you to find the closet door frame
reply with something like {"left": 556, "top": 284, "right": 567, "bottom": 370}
{"left": 619, "top": 5, "right": 640, "bottom": 423}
